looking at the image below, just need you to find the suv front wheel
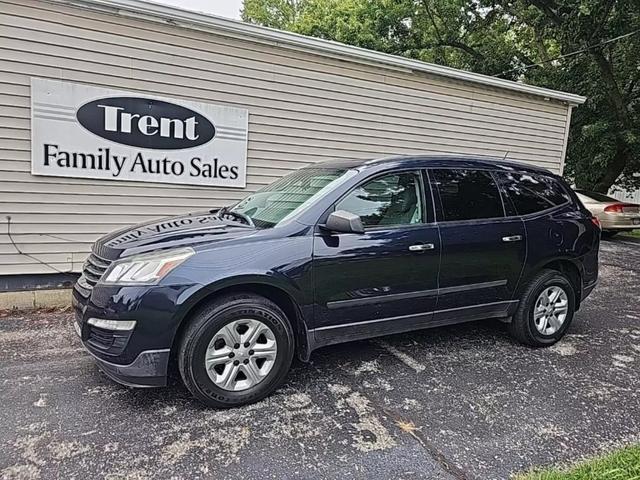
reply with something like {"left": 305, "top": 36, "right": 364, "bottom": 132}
{"left": 178, "top": 293, "right": 295, "bottom": 408}
{"left": 509, "top": 269, "right": 576, "bottom": 347}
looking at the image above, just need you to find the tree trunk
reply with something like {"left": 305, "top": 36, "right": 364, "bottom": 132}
{"left": 588, "top": 49, "right": 634, "bottom": 192}
{"left": 590, "top": 50, "right": 632, "bottom": 129}
{"left": 591, "top": 140, "right": 631, "bottom": 193}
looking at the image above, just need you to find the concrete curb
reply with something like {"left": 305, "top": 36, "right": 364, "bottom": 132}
{"left": 0, "top": 289, "right": 72, "bottom": 310}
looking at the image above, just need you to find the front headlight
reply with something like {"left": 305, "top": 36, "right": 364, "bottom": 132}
{"left": 101, "top": 247, "right": 195, "bottom": 285}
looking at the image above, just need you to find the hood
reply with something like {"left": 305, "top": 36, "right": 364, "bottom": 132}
{"left": 94, "top": 211, "right": 257, "bottom": 259}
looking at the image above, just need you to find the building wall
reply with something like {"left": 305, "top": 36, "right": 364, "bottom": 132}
{"left": 0, "top": 0, "right": 573, "bottom": 275}
{"left": 610, "top": 189, "right": 640, "bottom": 204}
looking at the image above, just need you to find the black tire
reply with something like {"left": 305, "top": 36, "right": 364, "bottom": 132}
{"left": 508, "top": 269, "right": 576, "bottom": 347}
{"left": 601, "top": 231, "right": 618, "bottom": 238}
{"left": 178, "top": 293, "right": 294, "bottom": 408}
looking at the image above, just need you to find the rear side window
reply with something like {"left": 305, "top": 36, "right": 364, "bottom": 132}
{"left": 496, "top": 172, "right": 571, "bottom": 215}
{"left": 432, "top": 169, "right": 504, "bottom": 221}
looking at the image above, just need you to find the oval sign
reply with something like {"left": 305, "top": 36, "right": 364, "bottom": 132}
{"left": 76, "top": 97, "right": 215, "bottom": 150}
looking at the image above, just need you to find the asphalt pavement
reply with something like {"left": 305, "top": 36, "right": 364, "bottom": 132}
{"left": 1, "top": 237, "right": 639, "bottom": 480}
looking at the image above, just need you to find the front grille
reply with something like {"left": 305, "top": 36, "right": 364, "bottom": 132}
{"left": 77, "top": 252, "right": 113, "bottom": 295}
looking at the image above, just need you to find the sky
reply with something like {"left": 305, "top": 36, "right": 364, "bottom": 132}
{"left": 155, "top": 0, "right": 243, "bottom": 19}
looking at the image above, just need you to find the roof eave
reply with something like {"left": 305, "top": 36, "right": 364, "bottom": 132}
{"left": 58, "top": 0, "right": 587, "bottom": 106}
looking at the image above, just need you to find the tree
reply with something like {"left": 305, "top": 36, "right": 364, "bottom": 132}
{"left": 242, "top": 0, "right": 640, "bottom": 193}
{"left": 241, "top": 0, "right": 305, "bottom": 30}
{"left": 243, "top": 0, "right": 523, "bottom": 76}
{"left": 500, "top": 0, "right": 640, "bottom": 193}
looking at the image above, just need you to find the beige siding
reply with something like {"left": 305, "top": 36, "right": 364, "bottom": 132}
{"left": 0, "top": 0, "right": 572, "bottom": 275}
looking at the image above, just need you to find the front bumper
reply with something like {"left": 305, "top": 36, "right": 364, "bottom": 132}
{"left": 73, "top": 305, "right": 170, "bottom": 387}
{"left": 81, "top": 337, "right": 170, "bottom": 387}
{"left": 73, "top": 280, "right": 200, "bottom": 388}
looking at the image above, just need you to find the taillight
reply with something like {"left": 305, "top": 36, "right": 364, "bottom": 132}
{"left": 591, "top": 216, "right": 601, "bottom": 229}
{"left": 604, "top": 203, "right": 634, "bottom": 213}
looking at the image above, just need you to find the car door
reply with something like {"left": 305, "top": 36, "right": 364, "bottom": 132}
{"left": 495, "top": 170, "right": 594, "bottom": 286}
{"left": 311, "top": 169, "right": 441, "bottom": 345}
{"left": 430, "top": 168, "right": 526, "bottom": 319}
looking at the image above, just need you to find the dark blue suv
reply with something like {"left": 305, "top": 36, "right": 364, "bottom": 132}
{"left": 73, "top": 155, "right": 600, "bottom": 407}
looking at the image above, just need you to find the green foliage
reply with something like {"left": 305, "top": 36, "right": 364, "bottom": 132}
{"left": 241, "top": 0, "right": 303, "bottom": 30}
{"left": 512, "top": 0, "right": 640, "bottom": 193}
{"left": 242, "top": 0, "right": 640, "bottom": 193}
{"left": 517, "top": 444, "right": 640, "bottom": 479}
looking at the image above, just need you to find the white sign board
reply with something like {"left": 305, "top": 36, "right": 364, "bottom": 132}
{"left": 31, "top": 78, "right": 248, "bottom": 188}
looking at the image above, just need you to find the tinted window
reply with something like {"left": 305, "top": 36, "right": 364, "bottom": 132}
{"left": 337, "top": 172, "right": 423, "bottom": 227}
{"left": 497, "top": 172, "right": 571, "bottom": 215}
{"left": 433, "top": 169, "right": 504, "bottom": 221}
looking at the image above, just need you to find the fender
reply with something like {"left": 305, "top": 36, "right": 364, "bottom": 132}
{"left": 171, "top": 273, "right": 314, "bottom": 361}
{"left": 516, "top": 254, "right": 585, "bottom": 305}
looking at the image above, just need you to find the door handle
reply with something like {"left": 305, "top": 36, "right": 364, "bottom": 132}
{"left": 409, "top": 243, "right": 435, "bottom": 252}
{"left": 502, "top": 235, "right": 523, "bottom": 242}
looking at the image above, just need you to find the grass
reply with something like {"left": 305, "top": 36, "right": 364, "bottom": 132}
{"left": 517, "top": 445, "right": 640, "bottom": 480}
{"left": 620, "top": 229, "right": 640, "bottom": 238}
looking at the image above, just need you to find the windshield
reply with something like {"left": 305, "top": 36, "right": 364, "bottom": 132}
{"left": 576, "top": 190, "right": 619, "bottom": 203}
{"left": 229, "top": 167, "right": 353, "bottom": 228}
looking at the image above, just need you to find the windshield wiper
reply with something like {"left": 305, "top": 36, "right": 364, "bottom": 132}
{"left": 213, "top": 206, "right": 255, "bottom": 227}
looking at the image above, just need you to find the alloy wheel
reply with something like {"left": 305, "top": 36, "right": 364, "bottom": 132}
{"left": 205, "top": 319, "right": 278, "bottom": 391}
{"left": 533, "top": 286, "right": 569, "bottom": 335}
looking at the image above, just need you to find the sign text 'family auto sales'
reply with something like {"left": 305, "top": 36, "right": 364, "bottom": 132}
{"left": 31, "top": 78, "right": 249, "bottom": 188}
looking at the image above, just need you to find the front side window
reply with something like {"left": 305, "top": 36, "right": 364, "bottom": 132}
{"left": 432, "top": 169, "right": 504, "bottom": 221}
{"left": 497, "top": 172, "right": 571, "bottom": 215}
{"left": 336, "top": 172, "right": 423, "bottom": 228}
{"left": 230, "top": 167, "right": 354, "bottom": 228}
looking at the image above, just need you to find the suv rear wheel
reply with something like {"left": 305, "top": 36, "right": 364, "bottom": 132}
{"left": 508, "top": 269, "right": 576, "bottom": 347}
{"left": 178, "top": 293, "right": 294, "bottom": 408}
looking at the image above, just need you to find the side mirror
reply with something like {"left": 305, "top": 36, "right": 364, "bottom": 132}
{"left": 324, "top": 210, "right": 364, "bottom": 234}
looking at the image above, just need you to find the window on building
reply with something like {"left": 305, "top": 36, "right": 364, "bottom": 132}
{"left": 336, "top": 172, "right": 423, "bottom": 227}
{"left": 496, "top": 172, "right": 570, "bottom": 215}
{"left": 432, "top": 169, "right": 504, "bottom": 221}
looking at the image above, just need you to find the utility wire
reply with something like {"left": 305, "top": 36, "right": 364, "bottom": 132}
{"left": 494, "top": 29, "right": 640, "bottom": 77}
{"left": 6, "top": 215, "right": 73, "bottom": 274}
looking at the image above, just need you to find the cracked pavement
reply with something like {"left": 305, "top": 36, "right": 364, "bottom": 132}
{"left": 1, "top": 237, "right": 639, "bottom": 479}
